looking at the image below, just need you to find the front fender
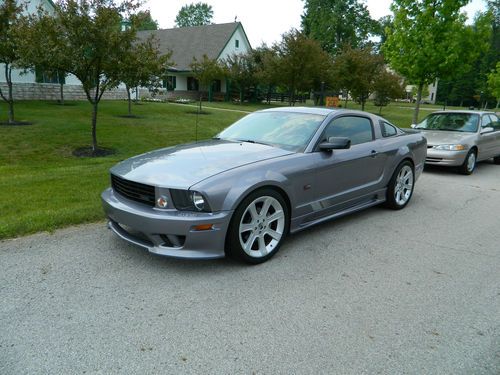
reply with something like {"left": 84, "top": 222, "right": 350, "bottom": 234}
{"left": 193, "top": 166, "right": 294, "bottom": 213}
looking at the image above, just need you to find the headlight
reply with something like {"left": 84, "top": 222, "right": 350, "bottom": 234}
{"left": 170, "top": 189, "right": 211, "bottom": 212}
{"left": 434, "top": 144, "right": 467, "bottom": 151}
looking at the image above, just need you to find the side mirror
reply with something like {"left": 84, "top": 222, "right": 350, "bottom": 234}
{"left": 319, "top": 137, "right": 351, "bottom": 151}
{"left": 410, "top": 124, "right": 417, "bottom": 129}
{"left": 481, "top": 126, "right": 494, "bottom": 134}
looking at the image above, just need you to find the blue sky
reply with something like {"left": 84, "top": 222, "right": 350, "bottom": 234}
{"left": 146, "top": 0, "right": 488, "bottom": 47}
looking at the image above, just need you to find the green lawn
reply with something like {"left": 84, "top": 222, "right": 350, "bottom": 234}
{"left": 0, "top": 99, "right": 450, "bottom": 239}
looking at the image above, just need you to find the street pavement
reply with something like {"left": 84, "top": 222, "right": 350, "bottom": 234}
{"left": 1, "top": 162, "right": 499, "bottom": 374}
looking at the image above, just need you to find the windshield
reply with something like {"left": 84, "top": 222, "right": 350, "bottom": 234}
{"left": 415, "top": 113, "right": 479, "bottom": 133}
{"left": 217, "top": 111, "right": 326, "bottom": 152}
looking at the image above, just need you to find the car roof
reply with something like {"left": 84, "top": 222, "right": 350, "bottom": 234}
{"left": 430, "top": 110, "right": 496, "bottom": 116}
{"left": 259, "top": 106, "right": 337, "bottom": 116}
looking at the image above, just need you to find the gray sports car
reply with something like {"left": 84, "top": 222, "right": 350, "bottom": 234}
{"left": 101, "top": 107, "right": 426, "bottom": 263}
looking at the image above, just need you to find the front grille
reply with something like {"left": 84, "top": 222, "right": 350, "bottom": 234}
{"left": 111, "top": 174, "right": 155, "bottom": 206}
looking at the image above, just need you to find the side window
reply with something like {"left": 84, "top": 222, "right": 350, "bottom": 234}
{"left": 380, "top": 121, "right": 398, "bottom": 137}
{"left": 488, "top": 114, "right": 500, "bottom": 131}
{"left": 323, "top": 116, "right": 373, "bottom": 146}
{"left": 482, "top": 115, "right": 492, "bottom": 128}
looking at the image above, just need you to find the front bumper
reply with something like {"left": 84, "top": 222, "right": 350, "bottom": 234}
{"left": 101, "top": 188, "right": 232, "bottom": 259}
{"left": 425, "top": 148, "right": 468, "bottom": 167}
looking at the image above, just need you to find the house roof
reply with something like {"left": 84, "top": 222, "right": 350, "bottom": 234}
{"left": 137, "top": 22, "right": 248, "bottom": 71}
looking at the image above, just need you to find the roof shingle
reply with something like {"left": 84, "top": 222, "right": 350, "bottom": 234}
{"left": 137, "top": 22, "right": 241, "bottom": 71}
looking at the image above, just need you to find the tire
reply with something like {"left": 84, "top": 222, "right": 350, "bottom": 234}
{"left": 493, "top": 156, "right": 500, "bottom": 165}
{"left": 458, "top": 149, "right": 476, "bottom": 175}
{"left": 385, "top": 161, "right": 415, "bottom": 210}
{"left": 226, "top": 188, "right": 289, "bottom": 264}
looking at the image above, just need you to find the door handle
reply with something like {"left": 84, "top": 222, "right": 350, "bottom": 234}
{"left": 370, "top": 150, "right": 378, "bottom": 158}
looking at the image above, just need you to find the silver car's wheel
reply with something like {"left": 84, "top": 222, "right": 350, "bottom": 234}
{"left": 385, "top": 161, "right": 415, "bottom": 210}
{"left": 394, "top": 165, "right": 414, "bottom": 206}
{"left": 459, "top": 149, "right": 476, "bottom": 175}
{"left": 238, "top": 196, "right": 286, "bottom": 258}
{"left": 227, "top": 189, "right": 289, "bottom": 264}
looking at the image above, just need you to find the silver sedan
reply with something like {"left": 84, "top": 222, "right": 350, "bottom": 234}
{"left": 102, "top": 107, "right": 426, "bottom": 263}
{"left": 413, "top": 110, "right": 500, "bottom": 174}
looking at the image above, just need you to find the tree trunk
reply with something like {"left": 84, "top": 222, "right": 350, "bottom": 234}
{"left": 126, "top": 86, "right": 132, "bottom": 116}
{"left": 91, "top": 101, "right": 98, "bottom": 153}
{"left": 7, "top": 85, "right": 14, "bottom": 124}
{"left": 483, "top": 101, "right": 488, "bottom": 110}
{"left": 59, "top": 83, "right": 64, "bottom": 105}
{"left": 344, "top": 92, "right": 349, "bottom": 108}
{"left": 379, "top": 106, "right": 382, "bottom": 115}
{"left": 496, "top": 99, "right": 499, "bottom": 109}
{"left": 361, "top": 97, "right": 365, "bottom": 111}
{"left": 239, "top": 88, "right": 243, "bottom": 104}
{"left": 7, "top": 65, "right": 14, "bottom": 124}
{"left": 412, "top": 83, "right": 423, "bottom": 125}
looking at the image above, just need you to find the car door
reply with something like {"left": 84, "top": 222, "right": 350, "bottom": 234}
{"left": 477, "top": 115, "right": 498, "bottom": 160}
{"left": 489, "top": 114, "right": 500, "bottom": 157}
{"left": 311, "top": 115, "right": 385, "bottom": 219}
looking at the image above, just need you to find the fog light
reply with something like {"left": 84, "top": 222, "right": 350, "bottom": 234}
{"left": 156, "top": 195, "right": 168, "bottom": 208}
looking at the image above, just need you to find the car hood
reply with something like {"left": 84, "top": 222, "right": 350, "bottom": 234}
{"left": 110, "top": 139, "right": 293, "bottom": 189}
{"left": 418, "top": 130, "right": 476, "bottom": 146}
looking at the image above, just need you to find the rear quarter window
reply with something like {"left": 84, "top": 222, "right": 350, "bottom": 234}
{"left": 380, "top": 121, "right": 398, "bottom": 137}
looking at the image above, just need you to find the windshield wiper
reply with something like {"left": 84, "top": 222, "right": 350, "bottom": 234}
{"left": 236, "top": 139, "right": 271, "bottom": 146}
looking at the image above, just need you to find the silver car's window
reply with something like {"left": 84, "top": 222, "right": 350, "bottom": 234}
{"left": 416, "top": 113, "right": 479, "bottom": 132}
{"left": 482, "top": 115, "right": 493, "bottom": 128}
{"left": 217, "top": 112, "right": 326, "bottom": 152}
{"left": 323, "top": 116, "right": 374, "bottom": 145}
{"left": 381, "top": 121, "right": 398, "bottom": 137}
{"left": 488, "top": 115, "right": 500, "bottom": 131}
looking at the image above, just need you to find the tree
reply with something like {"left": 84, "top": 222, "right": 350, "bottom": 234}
{"left": 383, "top": 0, "right": 471, "bottom": 123}
{"left": 302, "top": 0, "right": 377, "bottom": 55}
{"left": 269, "top": 30, "right": 332, "bottom": 105}
{"left": 223, "top": 53, "right": 258, "bottom": 103}
{"left": 373, "top": 70, "right": 404, "bottom": 113}
{"left": 331, "top": 46, "right": 384, "bottom": 110}
{"left": 130, "top": 10, "right": 158, "bottom": 31}
{"left": 189, "top": 54, "right": 224, "bottom": 104}
{"left": 175, "top": 2, "right": 213, "bottom": 27}
{"left": 0, "top": 0, "right": 24, "bottom": 124}
{"left": 252, "top": 46, "right": 280, "bottom": 104}
{"left": 434, "top": 11, "right": 493, "bottom": 108}
{"left": 20, "top": 0, "right": 141, "bottom": 155}
{"left": 488, "top": 62, "right": 500, "bottom": 108}
{"left": 18, "top": 13, "right": 69, "bottom": 105}
{"left": 114, "top": 36, "right": 172, "bottom": 116}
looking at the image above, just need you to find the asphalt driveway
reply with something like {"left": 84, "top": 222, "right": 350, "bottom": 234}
{"left": 1, "top": 162, "right": 499, "bottom": 374}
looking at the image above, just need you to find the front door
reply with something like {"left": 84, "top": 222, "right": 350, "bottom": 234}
{"left": 312, "top": 115, "right": 385, "bottom": 219}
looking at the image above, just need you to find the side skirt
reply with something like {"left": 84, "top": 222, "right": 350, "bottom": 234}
{"left": 289, "top": 190, "right": 386, "bottom": 234}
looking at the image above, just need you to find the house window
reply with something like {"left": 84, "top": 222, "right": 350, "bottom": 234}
{"left": 235, "top": 39, "right": 239, "bottom": 48}
{"left": 163, "top": 76, "right": 176, "bottom": 91}
{"left": 35, "top": 67, "right": 65, "bottom": 84}
{"left": 187, "top": 77, "right": 199, "bottom": 91}
{"left": 212, "top": 79, "right": 221, "bottom": 93}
